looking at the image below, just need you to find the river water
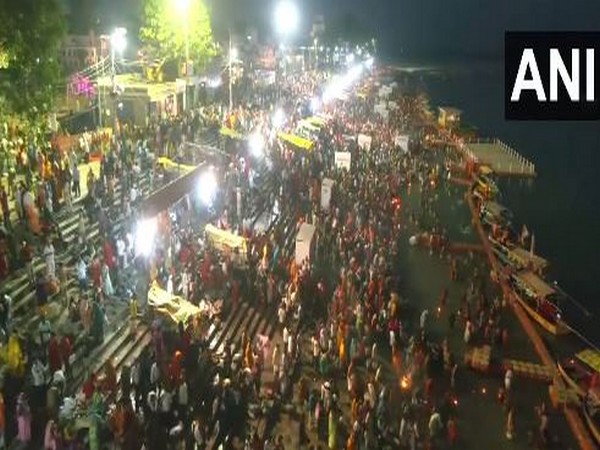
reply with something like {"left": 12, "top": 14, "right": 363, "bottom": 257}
{"left": 393, "top": 59, "right": 600, "bottom": 345}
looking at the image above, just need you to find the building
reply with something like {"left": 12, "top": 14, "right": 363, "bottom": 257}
{"left": 438, "top": 107, "right": 462, "bottom": 128}
{"left": 97, "top": 74, "right": 187, "bottom": 127}
{"left": 60, "top": 31, "right": 110, "bottom": 73}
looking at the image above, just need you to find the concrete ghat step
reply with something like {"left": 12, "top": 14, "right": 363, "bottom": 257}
{"left": 2, "top": 175, "right": 150, "bottom": 293}
{"left": 6, "top": 177, "right": 151, "bottom": 320}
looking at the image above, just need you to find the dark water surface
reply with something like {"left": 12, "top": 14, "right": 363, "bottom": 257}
{"left": 397, "top": 60, "right": 600, "bottom": 345}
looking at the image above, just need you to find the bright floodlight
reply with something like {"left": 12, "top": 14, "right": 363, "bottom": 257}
{"left": 198, "top": 170, "right": 218, "bottom": 205}
{"left": 208, "top": 77, "right": 222, "bottom": 88}
{"left": 174, "top": 0, "right": 191, "bottom": 14}
{"left": 111, "top": 27, "right": 127, "bottom": 54}
{"left": 274, "top": 1, "right": 299, "bottom": 37}
{"left": 272, "top": 108, "right": 285, "bottom": 128}
{"left": 249, "top": 132, "right": 265, "bottom": 157}
{"left": 365, "top": 57, "right": 374, "bottom": 69}
{"left": 135, "top": 217, "right": 157, "bottom": 257}
{"left": 230, "top": 47, "right": 239, "bottom": 61}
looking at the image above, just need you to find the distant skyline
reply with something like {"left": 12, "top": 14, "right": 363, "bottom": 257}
{"left": 64, "top": 0, "right": 600, "bottom": 60}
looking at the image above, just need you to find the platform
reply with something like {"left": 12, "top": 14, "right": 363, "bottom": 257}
{"left": 464, "top": 139, "right": 536, "bottom": 177}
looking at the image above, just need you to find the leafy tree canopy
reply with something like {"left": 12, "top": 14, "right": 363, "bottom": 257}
{"left": 0, "top": 0, "right": 66, "bottom": 119}
{"left": 140, "top": 0, "right": 217, "bottom": 69}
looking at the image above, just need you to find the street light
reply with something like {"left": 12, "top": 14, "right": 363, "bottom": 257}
{"left": 175, "top": 0, "right": 191, "bottom": 112}
{"left": 228, "top": 32, "right": 237, "bottom": 111}
{"left": 274, "top": 1, "right": 299, "bottom": 37}
{"left": 110, "top": 27, "right": 127, "bottom": 135}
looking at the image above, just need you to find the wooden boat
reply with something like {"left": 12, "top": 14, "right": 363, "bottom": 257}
{"left": 479, "top": 201, "right": 513, "bottom": 228}
{"left": 509, "top": 271, "right": 570, "bottom": 335}
{"left": 583, "top": 387, "right": 600, "bottom": 445}
{"left": 489, "top": 236, "right": 548, "bottom": 274}
{"left": 557, "top": 349, "right": 600, "bottom": 397}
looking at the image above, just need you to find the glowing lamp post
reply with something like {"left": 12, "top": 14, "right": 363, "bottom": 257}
{"left": 110, "top": 27, "right": 127, "bottom": 134}
{"left": 228, "top": 42, "right": 238, "bottom": 111}
{"left": 273, "top": 1, "right": 299, "bottom": 81}
{"left": 274, "top": 1, "right": 299, "bottom": 38}
{"left": 175, "top": 0, "right": 191, "bottom": 111}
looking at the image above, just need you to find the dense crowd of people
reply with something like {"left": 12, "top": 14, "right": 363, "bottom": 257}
{"left": 0, "top": 60, "right": 560, "bottom": 450}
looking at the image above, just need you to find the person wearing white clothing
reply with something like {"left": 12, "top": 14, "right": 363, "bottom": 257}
{"left": 159, "top": 388, "right": 173, "bottom": 413}
{"left": 43, "top": 241, "right": 56, "bottom": 280}
{"left": 505, "top": 368, "right": 513, "bottom": 392}
{"left": 150, "top": 361, "right": 160, "bottom": 386}
{"left": 178, "top": 380, "right": 188, "bottom": 416}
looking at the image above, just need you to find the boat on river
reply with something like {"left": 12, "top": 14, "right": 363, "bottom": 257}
{"left": 509, "top": 270, "right": 570, "bottom": 336}
{"left": 557, "top": 349, "right": 600, "bottom": 397}
{"left": 479, "top": 201, "right": 513, "bottom": 228}
{"left": 489, "top": 235, "right": 548, "bottom": 275}
{"left": 583, "top": 387, "right": 600, "bottom": 446}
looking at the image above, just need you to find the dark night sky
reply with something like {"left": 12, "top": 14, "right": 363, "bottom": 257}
{"left": 87, "top": 0, "right": 600, "bottom": 59}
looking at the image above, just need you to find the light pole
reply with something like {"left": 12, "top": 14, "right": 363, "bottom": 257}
{"left": 175, "top": 0, "right": 191, "bottom": 111}
{"left": 228, "top": 33, "right": 238, "bottom": 112}
{"left": 274, "top": 1, "right": 299, "bottom": 38}
{"left": 273, "top": 1, "right": 299, "bottom": 86}
{"left": 110, "top": 27, "right": 127, "bottom": 136}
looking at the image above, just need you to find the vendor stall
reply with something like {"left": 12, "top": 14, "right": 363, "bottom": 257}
{"left": 157, "top": 157, "right": 197, "bottom": 173}
{"left": 220, "top": 127, "right": 244, "bottom": 140}
{"left": 148, "top": 281, "right": 221, "bottom": 325}
{"left": 204, "top": 224, "right": 248, "bottom": 265}
{"left": 277, "top": 132, "right": 314, "bottom": 151}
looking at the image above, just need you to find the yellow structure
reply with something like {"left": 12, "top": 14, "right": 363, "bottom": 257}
{"left": 147, "top": 282, "right": 202, "bottom": 324}
{"left": 219, "top": 127, "right": 244, "bottom": 140}
{"left": 205, "top": 224, "right": 248, "bottom": 258}
{"left": 157, "top": 157, "right": 196, "bottom": 173}
{"left": 438, "top": 106, "right": 462, "bottom": 128}
{"left": 277, "top": 132, "right": 314, "bottom": 150}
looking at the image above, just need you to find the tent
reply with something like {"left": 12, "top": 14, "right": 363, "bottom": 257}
{"left": 219, "top": 127, "right": 244, "bottom": 140}
{"left": 305, "top": 116, "right": 327, "bottom": 127}
{"left": 157, "top": 157, "right": 196, "bottom": 173}
{"left": 277, "top": 132, "right": 314, "bottom": 150}
{"left": 298, "top": 120, "right": 321, "bottom": 133}
{"left": 205, "top": 224, "right": 248, "bottom": 255}
{"left": 147, "top": 282, "right": 203, "bottom": 324}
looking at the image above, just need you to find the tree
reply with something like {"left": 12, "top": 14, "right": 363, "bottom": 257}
{"left": 0, "top": 0, "right": 66, "bottom": 119}
{"left": 140, "top": 0, "right": 217, "bottom": 71}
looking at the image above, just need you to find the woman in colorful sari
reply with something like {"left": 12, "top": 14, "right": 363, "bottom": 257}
{"left": 44, "top": 419, "right": 60, "bottom": 450}
{"left": 16, "top": 393, "right": 31, "bottom": 444}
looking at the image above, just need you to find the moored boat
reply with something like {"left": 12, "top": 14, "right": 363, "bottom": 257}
{"left": 583, "top": 387, "right": 600, "bottom": 445}
{"left": 489, "top": 235, "right": 548, "bottom": 275}
{"left": 557, "top": 349, "right": 600, "bottom": 397}
{"left": 509, "top": 271, "right": 570, "bottom": 336}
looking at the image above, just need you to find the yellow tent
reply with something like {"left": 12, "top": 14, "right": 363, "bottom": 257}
{"left": 277, "top": 132, "right": 314, "bottom": 150}
{"left": 305, "top": 116, "right": 327, "bottom": 128}
{"left": 220, "top": 127, "right": 244, "bottom": 140}
{"left": 298, "top": 120, "right": 321, "bottom": 132}
{"left": 157, "top": 157, "right": 196, "bottom": 173}
{"left": 205, "top": 224, "right": 248, "bottom": 254}
{"left": 147, "top": 282, "right": 202, "bottom": 324}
